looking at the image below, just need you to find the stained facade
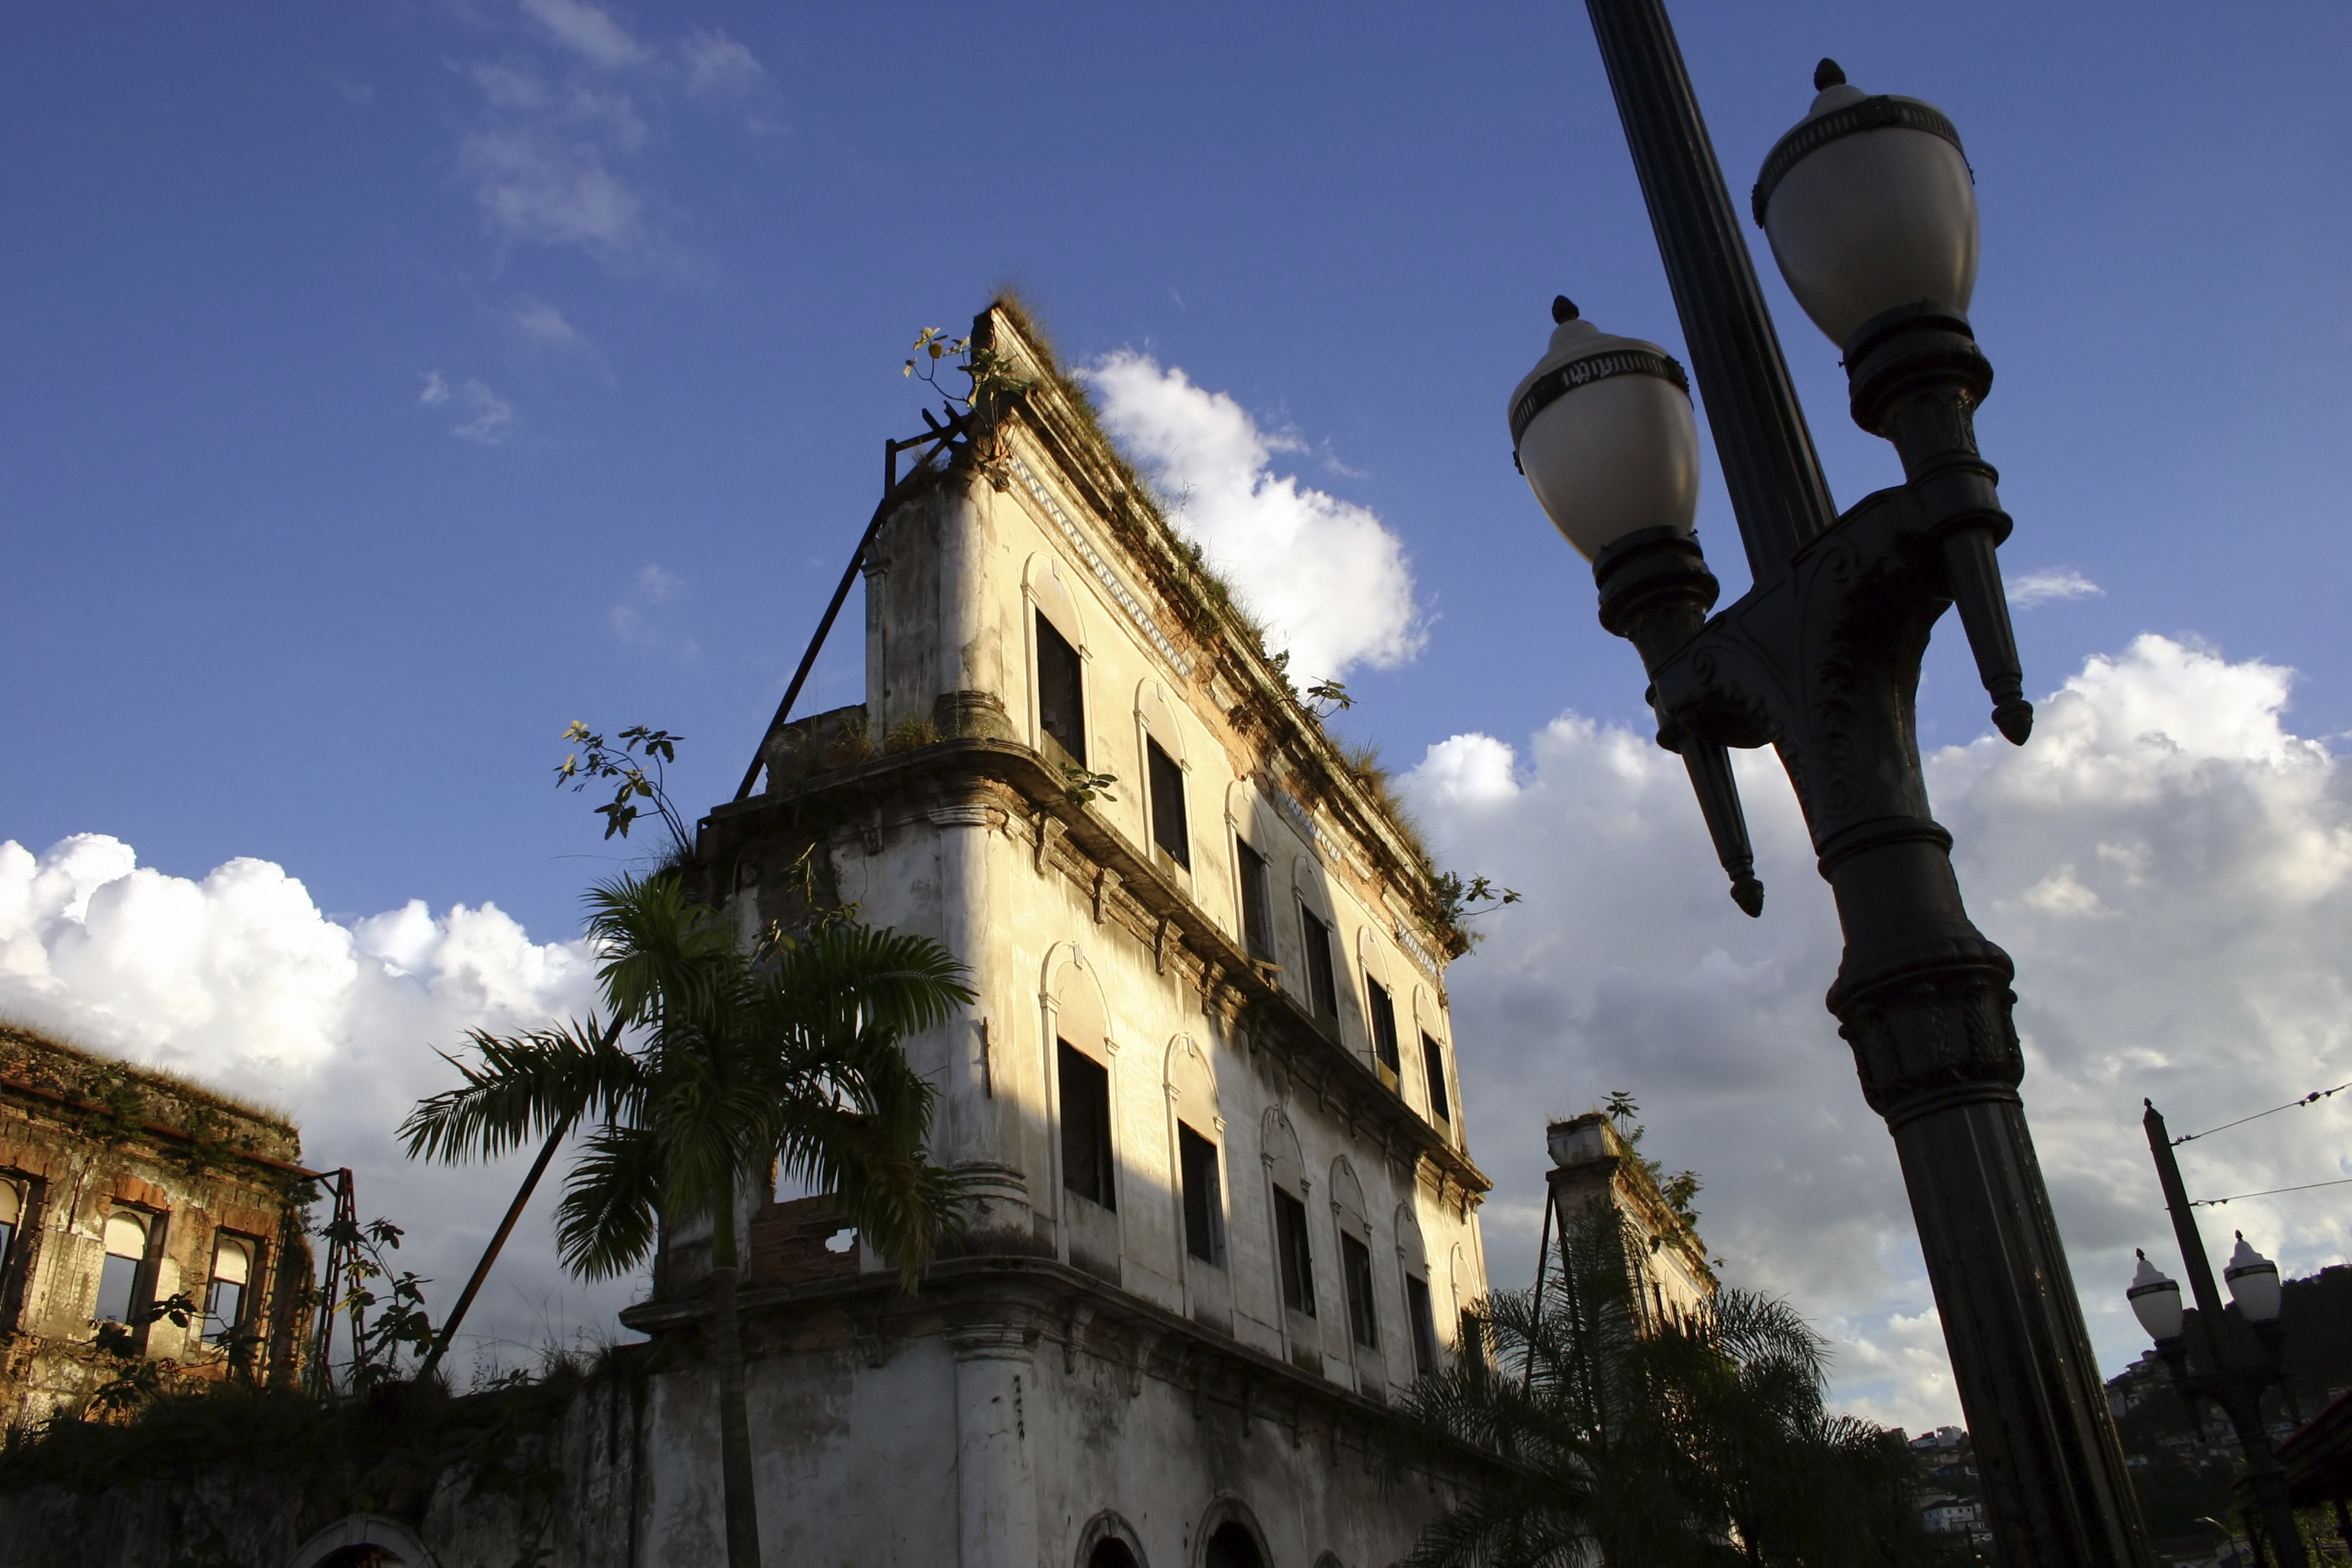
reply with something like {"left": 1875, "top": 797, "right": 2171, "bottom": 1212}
{"left": 623, "top": 301, "right": 1498, "bottom": 1566}
{"left": 0, "top": 1025, "right": 314, "bottom": 1429}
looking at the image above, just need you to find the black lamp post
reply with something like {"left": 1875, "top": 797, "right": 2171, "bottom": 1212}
{"left": 1509, "top": 4, "right": 2150, "bottom": 1563}
{"left": 2133, "top": 1102, "right": 2308, "bottom": 1568}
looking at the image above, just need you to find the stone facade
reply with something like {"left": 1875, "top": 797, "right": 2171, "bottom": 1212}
{"left": 1541, "top": 1111, "right": 1716, "bottom": 1330}
{"left": 0, "top": 1025, "right": 315, "bottom": 1428}
{"left": 623, "top": 301, "right": 1498, "bottom": 1566}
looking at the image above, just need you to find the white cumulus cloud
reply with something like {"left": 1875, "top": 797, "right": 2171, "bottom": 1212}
{"left": 1082, "top": 352, "right": 1422, "bottom": 684}
{"left": 1405, "top": 634, "right": 2352, "bottom": 1430}
{"left": 0, "top": 836, "right": 631, "bottom": 1374}
{"left": 519, "top": 0, "right": 647, "bottom": 70}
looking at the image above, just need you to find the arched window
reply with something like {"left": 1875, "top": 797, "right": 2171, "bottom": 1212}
{"left": 205, "top": 1233, "right": 255, "bottom": 1344}
{"left": 1027, "top": 555, "right": 1089, "bottom": 768}
{"left": 1087, "top": 1542, "right": 1141, "bottom": 1568}
{"left": 1204, "top": 1522, "right": 1266, "bottom": 1568}
{"left": 1331, "top": 1160, "right": 1377, "bottom": 1352}
{"left": 1167, "top": 1037, "right": 1224, "bottom": 1266}
{"left": 94, "top": 1210, "right": 149, "bottom": 1324}
{"left": 1263, "top": 1110, "right": 1313, "bottom": 1320}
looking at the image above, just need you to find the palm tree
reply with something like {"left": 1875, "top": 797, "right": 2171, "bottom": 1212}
{"left": 1395, "top": 1202, "right": 1935, "bottom": 1568}
{"left": 401, "top": 871, "right": 972, "bottom": 1568}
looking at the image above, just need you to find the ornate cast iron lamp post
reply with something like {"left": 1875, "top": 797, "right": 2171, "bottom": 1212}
{"left": 2132, "top": 1103, "right": 2308, "bottom": 1568}
{"left": 1509, "top": 5, "right": 2151, "bottom": 1563}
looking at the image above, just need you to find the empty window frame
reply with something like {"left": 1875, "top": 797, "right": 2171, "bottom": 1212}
{"left": 1236, "top": 838, "right": 1275, "bottom": 961}
{"left": 1036, "top": 612, "right": 1086, "bottom": 766}
{"left": 1178, "top": 1122, "right": 1223, "bottom": 1264}
{"left": 205, "top": 1235, "right": 255, "bottom": 1344}
{"left": 1058, "top": 1040, "right": 1116, "bottom": 1211}
{"left": 1341, "top": 1232, "right": 1380, "bottom": 1349}
{"left": 1406, "top": 1276, "right": 1440, "bottom": 1375}
{"left": 1421, "top": 1031, "right": 1451, "bottom": 1125}
{"left": 94, "top": 1210, "right": 150, "bottom": 1324}
{"left": 1147, "top": 739, "right": 1190, "bottom": 868}
{"left": 1367, "top": 978, "right": 1402, "bottom": 1077}
{"left": 0, "top": 1180, "right": 19, "bottom": 1281}
{"left": 1273, "top": 1185, "right": 1315, "bottom": 1317}
{"left": 1299, "top": 906, "right": 1340, "bottom": 1020}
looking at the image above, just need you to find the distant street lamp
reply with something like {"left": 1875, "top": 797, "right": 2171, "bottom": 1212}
{"left": 2136, "top": 1100, "right": 2309, "bottom": 1568}
{"left": 1510, "top": 5, "right": 2147, "bottom": 1563}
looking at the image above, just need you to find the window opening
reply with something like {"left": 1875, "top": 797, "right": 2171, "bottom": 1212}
{"left": 95, "top": 1210, "right": 149, "bottom": 1324}
{"left": 1036, "top": 612, "right": 1086, "bottom": 766}
{"left": 1421, "top": 1031, "right": 1451, "bottom": 1124}
{"left": 1058, "top": 1040, "right": 1116, "bottom": 1211}
{"left": 1300, "top": 906, "right": 1339, "bottom": 1020}
{"left": 1273, "top": 1185, "right": 1315, "bottom": 1316}
{"left": 1407, "top": 1276, "right": 1440, "bottom": 1375}
{"left": 1341, "top": 1232, "right": 1380, "bottom": 1349}
{"left": 1178, "top": 1122, "right": 1222, "bottom": 1264}
{"left": 1367, "top": 979, "right": 1402, "bottom": 1077}
{"left": 1088, "top": 1543, "right": 1142, "bottom": 1568}
{"left": 1236, "top": 838, "right": 1274, "bottom": 960}
{"left": 1147, "top": 739, "right": 1189, "bottom": 867}
{"left": 1205, "top": 1524, "right": 1267, "bottom": 1568}
{"left": 0, "top": 1180, "right": 19, "bottom": 1279}
{"left": 205, "top": 1235, "right": 254, "bottom": 1344}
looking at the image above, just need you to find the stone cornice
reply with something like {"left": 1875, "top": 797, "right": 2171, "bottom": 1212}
{"left": 700, "top": 739, "right": 1491, "bottom": 1201}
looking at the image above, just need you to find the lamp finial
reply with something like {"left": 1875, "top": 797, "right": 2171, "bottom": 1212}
{"left": 1813, "top": 58, "right": 1846, "bottom": 92}
{"left": 1552, "top": 295, "right": 1579, "bottom": 325}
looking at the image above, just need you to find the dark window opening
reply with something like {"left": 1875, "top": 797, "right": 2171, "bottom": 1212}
{"left": 1036, "top": 612, "right": 1086, "bottom": 766}
{"left": 1300, "top": 906, "right": 1339, "bottom": 1019}
{"left": 1088, "top": 1541, "right": 1142, "bottom": 1568}
{"left": 1147, "top": 739, "right": 1189, "bottom": 867}
{"left": 1421, "top": 1031, "right": 1451, "bottom": 1124}
{"left": 1407, "top": 1276, "right": 1439, "bottom": 1375}
{"left": 1058, "top": 1040, "right": 1116, "bottom": 1210}
{"left": 1367, "top": 979, "right": 1401, "bottom": 1076}
{"left": 1205, "top": 1524, "right": 1267, "bottom": 1568}
{"left": 1236, "top": 839, "right": 1274, "bottom": 960}
{"left": 1273, "top": 1185, "right": 1315, "bottom": 1316}
{"left": 1179, "top": 1122, "right": 1223, "bottom": 1264}
{"left": 1341, "top": 1232, "right": 1379, "bottom": 1349}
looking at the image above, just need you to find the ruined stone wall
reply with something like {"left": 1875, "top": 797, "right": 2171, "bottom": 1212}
{"left": 0, "top": 1027, "right": 315, "bottom": 1429}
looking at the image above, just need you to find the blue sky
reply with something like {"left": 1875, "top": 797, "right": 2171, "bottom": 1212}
{"left": 6, "top": 2, "right": 2350, "bottom": 1422}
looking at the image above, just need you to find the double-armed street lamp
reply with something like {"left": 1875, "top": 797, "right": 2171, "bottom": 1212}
{"left": 1509, "top": 3, "right": 2148, "bottom": 1563}
{"left": 2130, "top": 1102, "right": 2308, "bottom": 1568}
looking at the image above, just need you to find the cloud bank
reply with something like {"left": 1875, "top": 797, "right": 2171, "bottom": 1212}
{"left": 1406, "top": 634, "right": 2352, "bottom": 1430}
{"left": 1083, "top": 353, "right": 1422, "bottom": 684}
{"left": 0, "top": 837, "right": 630, "bottom": 1377}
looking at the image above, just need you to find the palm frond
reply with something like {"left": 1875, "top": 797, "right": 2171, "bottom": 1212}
{"left": 553, "top": 1121, "right": 665, "bottom": 1280}
{"left": 398, "top": 1020, "right": 641, "bottom": 1163}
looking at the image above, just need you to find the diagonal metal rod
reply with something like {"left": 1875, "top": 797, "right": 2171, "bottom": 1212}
{"left": 733, "top": 422, "right": 965, "bottom": 802}
{"left": 414, "top": 1116, "right": 573, "bottom": 1385}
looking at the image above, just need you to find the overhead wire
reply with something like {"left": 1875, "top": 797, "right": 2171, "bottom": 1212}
{"left": 2171, "top": 1080, "right": 2350, "bottom": 1145}
{"left": 2190, "top": 1176, "right": 2352, "bottom": 1208}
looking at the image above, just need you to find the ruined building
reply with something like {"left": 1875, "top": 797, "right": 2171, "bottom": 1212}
{"left": 1542, "top": 1110, "right": 1717, "bottom": 1331}
{"left": 619, "top": 299, "right": 1498, "bottom": 1566}
{"left": 0, "top": 1025, "right": 314, "bottom": 1428}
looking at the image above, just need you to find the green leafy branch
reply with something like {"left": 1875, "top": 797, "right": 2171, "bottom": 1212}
{"left": 1604, "top": 1091, "right": 1704, "bottom": 1238}
{"left": 1060, "top": 764, "right": 1119, "bottom": 806}
{"left": 555, "top": 722, "right": 691, "bottom": 850}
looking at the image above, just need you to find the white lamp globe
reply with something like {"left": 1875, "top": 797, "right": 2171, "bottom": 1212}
{"left": 1510, "top": 297, "right": 1699, "bottom": 563}
{"left": 2223, "top": 1232, "right": 2284, "bottom": 1324}
{"left": 1754, "top": 60, "right": 1979, "bottom": 351}
{"left": 2126, "top": 1250, "right": 2184, "bottom": 1343}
